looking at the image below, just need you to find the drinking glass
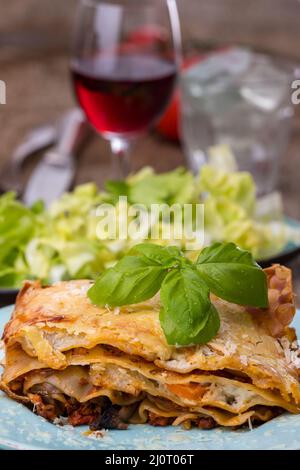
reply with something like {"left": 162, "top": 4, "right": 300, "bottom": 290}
{"left": 71, "top": 0, "right": 181, "bottom": 176}
{"left": 181, "top": 48, "right": 294, "bottom": 196}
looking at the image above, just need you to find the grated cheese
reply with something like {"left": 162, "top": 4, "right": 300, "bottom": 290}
{"left": 240, "top": 355, "right": 248, "bottom": 366}
{"left": 279, "top": 338, "right": 300, "bottom": 369}
{"left": 53, "top": 416, "right": 69, "bottom": 426}
{"left": 248, "top": 417, "right": 253, "bottom": 431}
{"left": 224, "top": 341, "right": 237, "bottom": 355}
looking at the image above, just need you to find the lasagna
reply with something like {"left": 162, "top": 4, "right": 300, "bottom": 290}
{"left": 1, "top": 265, "right": 300, "bottom": 430}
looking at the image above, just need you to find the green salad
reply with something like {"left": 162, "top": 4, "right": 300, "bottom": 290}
{"left": 0, "top": 163, "right": 297, "bottom": 288}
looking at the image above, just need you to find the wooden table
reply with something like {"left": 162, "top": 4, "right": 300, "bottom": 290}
{"left": 1, "top": 0, "right": 300, "bottom": 304}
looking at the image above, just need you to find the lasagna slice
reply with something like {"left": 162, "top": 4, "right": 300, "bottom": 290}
{"left": 1, "top": 265, "right": 300, "bottom": 430}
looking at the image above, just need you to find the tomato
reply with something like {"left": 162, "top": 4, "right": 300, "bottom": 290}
{"left": 156, "top": 54, "right": 206, "bottom": 142}
{"left": 122, "top": 25, "right": 209, "bottom": 142}
{"left": 167, "top": 383, "right": 207, "bottom": 400}
{"left": 156, "top": 90, "right": 181, "bottom": 142}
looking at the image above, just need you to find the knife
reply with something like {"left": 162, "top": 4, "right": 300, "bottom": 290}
{"left": 0, "top": 124, "right": 57, "bottom": 194}
{"left": 23, "top": 109, "right": 90, "bottom": 208}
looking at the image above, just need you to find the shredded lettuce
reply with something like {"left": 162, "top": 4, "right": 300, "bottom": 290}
{"left": 0, "top": 164, "right": 295, "bottom": 288}
{"left": 199, "top": 165, "right": 256, "bottom": 214}
{"left": 118, "top": 166, "right": 196, "bottom": 205}
{"left": 198, "top": 165, "right": 288, "bottom": 259}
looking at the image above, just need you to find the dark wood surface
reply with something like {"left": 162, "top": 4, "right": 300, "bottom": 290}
{"left": 1, "top": 0, "right": 300, "bottom": 303}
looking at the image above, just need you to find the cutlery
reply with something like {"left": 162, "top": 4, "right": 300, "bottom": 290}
{"left": 23, "top": 109, "right": 90, "bottom": 208}
{"left": 0, "top": 124, "right": 57, "bottom": 193}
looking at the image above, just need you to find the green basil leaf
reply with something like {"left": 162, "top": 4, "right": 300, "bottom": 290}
{"left": 197, "top": 242, "right": 260, "bottom": 266}
{"left": 196, "top": 242, "right": 268, "bottom": 308}
{"left": 160, "top": 303, "right": 220, "bottom": 346}
{"left": 160, "top": 268, "right": 213, "bottom": 339}
{"left": 128, "top": 243, "right": 183, "bottom": 268}
{"left": 88, "top": 255, "right": 167, "bottom": 307}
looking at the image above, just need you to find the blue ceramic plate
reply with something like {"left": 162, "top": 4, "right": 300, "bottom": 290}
{"left": 0, "top": 305, "right": 300, "bottom": 450}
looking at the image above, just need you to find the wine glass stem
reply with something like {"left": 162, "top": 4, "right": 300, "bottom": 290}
{"left": 110, "top": 137, "right": 131, "bottom": 178}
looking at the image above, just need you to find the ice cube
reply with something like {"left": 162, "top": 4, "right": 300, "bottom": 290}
{"left": 181, "top": 47, "right": 294, "bottom": 195}
{"left": 239, "top": 55, "right": 293, "bottom": 112}
{"left": 183, "top": 47, "right": 252, "bottom": 93}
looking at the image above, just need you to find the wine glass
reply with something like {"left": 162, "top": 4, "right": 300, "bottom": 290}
{"left": 71, "top": 0, "right": 181, "bottom": 177}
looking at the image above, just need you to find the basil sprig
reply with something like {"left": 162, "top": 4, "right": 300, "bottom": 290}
{"left": 88, "top": 242, "right": 268, "bottom": 346}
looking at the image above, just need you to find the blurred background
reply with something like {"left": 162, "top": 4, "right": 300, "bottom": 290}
{"left": 1, "top": 0, "right": 300, "bottom": 191}
{"left": 1, "top": 0, "right": 300, "bottom": 298}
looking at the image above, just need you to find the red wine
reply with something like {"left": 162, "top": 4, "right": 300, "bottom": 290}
{"left": 71, "top": 55, "right": 177, "bottom": 136}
